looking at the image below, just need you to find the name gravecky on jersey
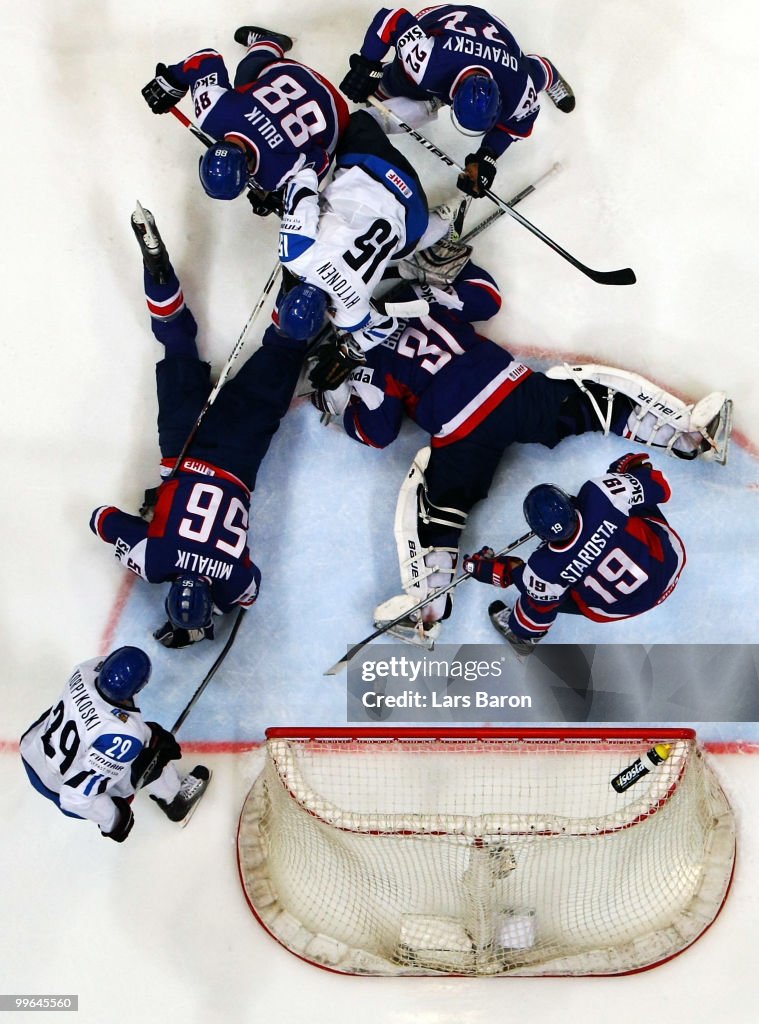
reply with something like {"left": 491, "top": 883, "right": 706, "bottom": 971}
{"left": 68, "top": 672, "right": 102, "bottom": 731}
{"left": 175, "top": 551, "right": 234, "bottom": 580}
{"left": 441, "top": 36, "right": 518, "bottom": 69}
{"left": 558, "top": 519, "right": 619, "bottom": 585}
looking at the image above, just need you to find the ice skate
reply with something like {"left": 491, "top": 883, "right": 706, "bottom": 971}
{"left": 488, "top": 601, "right": 539, "bottom": 657}
{"left": 374, "top": 594, "right": 441, "bottom": 649}
{"left": 151, "top": 765, "right": 211, "bottom": 827}
{"left": 545, "top": 69, "right": 575, "bottom": 113}
{"left": 234, "top": 25, "right": 293, "bottom": 52}
{"left": 131, "top": 202, "right": 171, "bottom": 285}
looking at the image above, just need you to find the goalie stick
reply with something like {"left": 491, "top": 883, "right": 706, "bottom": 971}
{"left": 323, "top": 530, "right": 535, "bottom": 676}
{"left": 367, "top": 97, "right": 635, "bottom": 287}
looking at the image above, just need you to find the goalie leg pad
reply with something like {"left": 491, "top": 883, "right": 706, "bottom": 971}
{"left": 547, "top": 363, "right": 732, "bottom": 463}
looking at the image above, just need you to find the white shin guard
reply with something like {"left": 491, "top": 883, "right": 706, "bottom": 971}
{"left": 547, "top": 363, "right": 732, "bottom": 464}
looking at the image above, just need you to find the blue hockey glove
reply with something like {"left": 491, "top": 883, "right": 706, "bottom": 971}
{"left": 463, "top": 547, "right": 524, "bottom": 587}
{"left": 607, "top": 452, "right": 652, "bottom": 475}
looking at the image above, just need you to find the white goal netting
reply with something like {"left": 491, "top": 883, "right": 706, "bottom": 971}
{"left": 237, "top": 729, "right": 735, "bottom": 976}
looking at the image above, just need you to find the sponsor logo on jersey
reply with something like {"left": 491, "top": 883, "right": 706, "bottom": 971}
{"left": 442, "top": 36, "right": 518, "bottom": 70}
{"left": 349, "top": 366, "right": 375, "bottom": 385}
{"left": 385, "top": 169, "right": 413, "bottom": 199}
{"left": 175, "top": 550, "right": 235, "bottom": 580}
{"left": 559, "top": 520, "right": 618, "bottom": 584}
{"left": 182, "top": 459, "right": 216, "bottom": 477}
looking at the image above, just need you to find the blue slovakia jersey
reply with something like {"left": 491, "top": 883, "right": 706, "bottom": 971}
{"left": 90, "top": 460, "right": 261, "bottom": 613}
{"left": 510, "top": 468, "right": 686, "bottom": 639}
{"left": 168, "top": 50, "right": 349, "bottom": 190}
{"left": 358, "top": 5, "right": 546, "bottom": 156}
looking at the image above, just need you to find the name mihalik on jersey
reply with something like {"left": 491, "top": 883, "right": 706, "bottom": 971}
{"left": 174, "top": 550, "right": 234, "bottom": 580}
{"left": 68, "top": 671, "right": 102, "bottom": 732}
{"left": 557, "top": 520, "right": 619, "bottom": 586}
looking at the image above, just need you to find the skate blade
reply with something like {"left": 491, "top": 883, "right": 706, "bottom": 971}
{"left": 377, "top": 620, "right": 439, "bottom": 650}
{"left": 179, "top": 770, "right": 213, "bottom": 829}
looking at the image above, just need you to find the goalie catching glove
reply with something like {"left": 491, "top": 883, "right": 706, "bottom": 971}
{"left": 308, "top": 333, "right": 367, "bottom": 391}
{"left": 463, "top": 547, "right": 525, "bottom": 588}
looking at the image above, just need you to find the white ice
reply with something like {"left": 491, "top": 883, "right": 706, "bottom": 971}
{"left": 2, "top": 2, "right": 759, "bottom": 1021}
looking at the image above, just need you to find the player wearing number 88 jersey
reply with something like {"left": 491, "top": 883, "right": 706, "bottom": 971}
{"left": 90, "top": 207, "right": 311, "bottom": 648}
{"left": 142, "top": 30, "right": 349, "bottom": 197}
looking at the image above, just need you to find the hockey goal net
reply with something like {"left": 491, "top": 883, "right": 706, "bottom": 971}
{"left": 237, "top": 728, "right": 735, "bottom": 976}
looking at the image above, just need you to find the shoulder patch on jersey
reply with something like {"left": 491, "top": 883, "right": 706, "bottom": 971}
{"left": 110, "top": 709, "right": 130, "bottom": 723}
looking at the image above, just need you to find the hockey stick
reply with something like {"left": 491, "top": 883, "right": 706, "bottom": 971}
{"left": 171, "top": 607, "right": 247, "bottom": 733}
{"left": 136, "top": 607, "right": 247, "bottom": 788}
{"left": 165, "top": 260, "right": 282, "bottom": 478}
{"left": 323, "top": 529, "right": 535, "bottom": 675}
{"left": 460, "top": 161, "right": 562, "bottom": 244}
{"left": 367, "top": 97, "right": 635, "bottom": 286}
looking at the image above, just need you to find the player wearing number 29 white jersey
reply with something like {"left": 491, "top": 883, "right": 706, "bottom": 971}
{"left": 19, "top": 653, "right": 200, "bottom": 840}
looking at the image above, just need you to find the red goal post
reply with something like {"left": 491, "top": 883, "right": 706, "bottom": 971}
{"left": 237, "top": 728, "right": 735, "bottom": 976}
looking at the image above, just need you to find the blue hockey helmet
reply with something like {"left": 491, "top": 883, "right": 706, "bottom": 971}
{"left": 199, "top": 142, "right": 249, "bottom": 200}
{"left": 96, "top": 646, "right": 152, "bottom": 703}
{"left": 166, "top": 575, "right": 213, "bottom": 630}
{"left": 277, "top": 283, "right": 328, "bottom": 341}
{"left": 523, "top": 484, "right": 579, "bottom": 543}
{"left": 451, "top": 73, "right": 501, "bottom": 135}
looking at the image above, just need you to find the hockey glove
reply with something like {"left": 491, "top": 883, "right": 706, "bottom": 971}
{"left": 139, "top": 486, "right": 159, "bottom": 522}
{"left": 131, "top": 723, "right": 182, "bottom": 788}
{"left": 153, "top": 620, "right": 215, "bottom": 650}
{"left": 142, "top": 63, "right": 188, "bottom": 114}
{"left": 463, "top": 547, "right": 525, "bottom": 588}
{"left": 607, "top": 452, "right": 652, "bottom": 475}
{"left": 340, "top": 53, "right": 384, "bottom": 103}
{"left": 308, "top": 335, "right": 367, "bottom": 391}
{"left": 248, "top": 188, "right": 284, "bottom": 218}
{"left": 101, "top": 797, "right": 135, "bottom": 843}
{"left": 457, "top": 146, "right": 497, "bottom": 198}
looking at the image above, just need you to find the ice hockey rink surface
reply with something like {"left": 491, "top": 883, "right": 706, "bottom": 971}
{"left": 2, "top": 2, "right": 759, "bottom": 1021}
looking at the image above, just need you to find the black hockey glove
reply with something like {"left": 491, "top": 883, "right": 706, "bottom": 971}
{"left": 142, "top": 63, "right": 188, "bottom": 114}
{"left": 308, "top": 335, "right": 367, "bottom": 391}
{"left": 463, "top": 547, "right": 525, "bottom": 588}
{"left": 139, "top": 486, "right": 159, "bottom": 522}
{"left": 247, "top": 188, "right": 284, "bottom": 218}
{"left": 101, "top": 797, "right": 135, "bottom": 843}
{"left": 340, "top": 53, "right": 384, "bottom": 103}
{"left": 153, "top": 620, "right": 215, "bottom": 650}
{"left": 457, "top": 146, "right": 497, "bottom": 198}
{"left": 607, "top": 452, "right": 652, "bottom": 475}
{"left": 131, "top": 723, "right": 182, "bottom": 788}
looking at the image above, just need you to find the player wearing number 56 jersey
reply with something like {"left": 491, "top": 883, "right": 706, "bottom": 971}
{"left": 90, "top": 205, "right": 310, "bottom": 649}
{"left": 20, "top": 648, "right": 211, "bottom": 841}
{"left": 464, "top": 455, "right": 686, "bottom": 653}
{"left": 141, "top": 26, "right": 349, "bottom": 201}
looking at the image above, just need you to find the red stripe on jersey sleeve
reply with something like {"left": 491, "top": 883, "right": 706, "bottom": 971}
{"left": 649, "top": 468, "right": 672, "bottom": 503}
{"left": 148, "top": 480, "right": 180, "bottom": 538}
{"left": 182, "top": 50, "right": 218, "bottom": 72}
{"left": 624, "top": 516, "right": 665, "bottom": 562}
